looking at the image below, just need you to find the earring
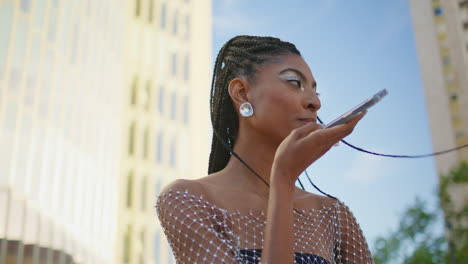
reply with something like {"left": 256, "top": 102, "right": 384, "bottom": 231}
{"left": 240, "top": 102, "right": 254, "bottom": 117}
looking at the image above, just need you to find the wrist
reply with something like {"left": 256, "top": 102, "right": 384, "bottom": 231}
{"left": 270, "top": 170, "right": 295, "bottom": 194}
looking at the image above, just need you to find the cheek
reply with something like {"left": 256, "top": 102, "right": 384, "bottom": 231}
{"left": 269, "top": 90, "right": 300, "bottom": 111}
{"left": 254, "top": 92, "right": 300, "bottom": 129}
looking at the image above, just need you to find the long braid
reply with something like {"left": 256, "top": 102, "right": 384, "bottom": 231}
{"left": 207, "top": 35, "right": 336, "bottom": 199}
{"left": 208, "top": 35, "right": 299, "bottom": 174}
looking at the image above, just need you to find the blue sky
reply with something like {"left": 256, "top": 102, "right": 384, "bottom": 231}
{"left": 212, "top": 0, "right": 442, "bottom": 250}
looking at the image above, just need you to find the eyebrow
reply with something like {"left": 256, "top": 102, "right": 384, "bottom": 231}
{"left": 278, "top": 68, "right": 317, "bottom": 89}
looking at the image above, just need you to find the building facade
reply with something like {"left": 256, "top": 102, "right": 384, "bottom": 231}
{"left": 409, "top": 0, "right": 468, "bottom": 240}
{"left": 410, "top": 0, "right": 468, "bottom": 173}
{"left": 117, "top": 0, "right": 211, "bottom": 264}
{"left": 0, "top": 0, "right": 211, "bottom": 263}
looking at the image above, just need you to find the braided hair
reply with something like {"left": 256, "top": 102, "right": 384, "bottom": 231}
{"left": 208, "top": 35, "right": 301, "bottom": 174}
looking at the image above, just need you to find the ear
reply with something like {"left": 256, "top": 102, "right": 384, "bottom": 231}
{"left": 228, "top": 77, "right": 251, "bottom": 110}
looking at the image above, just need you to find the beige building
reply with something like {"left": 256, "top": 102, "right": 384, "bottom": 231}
{"left": 0, "top": 0, "right": 211, "bottom": 263}
{"left": 409, "top": 0, "right": 468, "bottom": 236}
{"left": 410, "top": 0, "right": 468, "bottom": 173}
{"left": 118, "top": 0, "right": 211, "bottom": 264}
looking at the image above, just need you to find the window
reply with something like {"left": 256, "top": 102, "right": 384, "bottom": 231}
{"left": 29, "top": 34, "right": 41, "bottom": 78}
{"left": 156, "top": 132, "right": 163, "bottom": 163}
{"left": 129, "top": 121, "right": 136, "bottom": 156}
{"left": 0, "top": 1, "right": 14, "bottom": 80}
{"left": 131, "top": 77, "right": 138, "bottom": 106}
{"left": 143, "top": 127, "right": 149, "bottom": 159}
{"left": 140, "top": 230, "right": 146, "bottom": 263}
{"left": 24, "top": 77, "right": 36, "bottom": 106}
{"left": 184, "top": 14, "right": 190, "bottom": 40}
{"left": 158, "top": 86, "right": 165, "bottom": 113}
{"left": 160, "top": 3, "right": 167, "bottom": 29}
{"left": 123, "top": 225, "right": 132, "bottom": 263}
{"left": 33, "top": 0, "right": 46, "bottom": 28}
{"left": 141, "top": 177, "right": 147, "bottom": 211}
{"left": 450, "top": 93, "right": 458, "bottom": 101}
{"left": 168, "top": 246, "right": 175, "bottom": 264}
{"left": 169, "top": 137, "right": 176, "bottom": 167}
{"left": 183, "top": 96, "right": 189, "bottom": 124}
{"left": 12, "top": 17, "right": 28, "bottom": 81}
{"left": 135, "top": 0, "right": 141, "bottom": 17}
{"left": 148, "top": 0, "right": 154, "bottom": 23}
{"left": 170, "top": 92, "right": 177, "bottom": 120}
{"left": 7, "top": 241, "right": 20, "bottom": 263}
{"left": 155, "top": 181, "right": 162, "bottom": 196}
{"left": 126, "top": 172, "right": 134, "bottom": 208}
{"left": 145, "top": 80, "right": 152, "bottom": 111}
{"left": 48, "top": 5, "right": 57, "bottom": 41}
{"left": 171, "top": 53, "right": 177, "bottom": 76}
{"left": 20, "top": 0, "right": 31, "bottom": 13}
{"left": 8, "top": 68, "right": 22, "bottom": 94}
{"left": 442, "top": 55, "right": 450, "bottom": 65}
{"left": 86, "top": 0, "right": 92, "bottom": 17}
{"left": 173, "top": 9, "right": 178, "bottom": 35}
{"left": 154, "top": 232, "right": 161, "bottom": 263}
{"left": 184, "top": 54, "right": 189, "bottom": 81}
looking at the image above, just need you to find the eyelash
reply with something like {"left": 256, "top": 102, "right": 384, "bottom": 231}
{"left": 286, "top": 77, "right": 320, "bottom": 96}
{"left": 286, "top": 77, "right": 302, "bottom": 88}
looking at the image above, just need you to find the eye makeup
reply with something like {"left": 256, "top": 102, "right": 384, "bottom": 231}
{"left": 279, "top": 72, "right": 305, "bottom": 91}
{"left": 278, "top": 68, "right": 319, "bottom": 95}
{"left": 284, "top": 76, "right": 304, "bottom": 91}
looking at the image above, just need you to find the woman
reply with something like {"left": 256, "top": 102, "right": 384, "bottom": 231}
{"left": 156, "top": 35, "right": 373, "bottom": 264}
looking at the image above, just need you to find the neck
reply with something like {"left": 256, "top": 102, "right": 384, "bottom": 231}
{"left": 222, "top": 126, "right": 280, "bottom": 194}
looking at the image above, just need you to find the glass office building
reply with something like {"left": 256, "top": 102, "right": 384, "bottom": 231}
{"left": 0, "top": 0, "right": 211, "bottom": 263}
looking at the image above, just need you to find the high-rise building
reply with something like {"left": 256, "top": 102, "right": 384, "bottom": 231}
{"left": 117, "top": 1, "right": 211, "bottom": 264}
{"left": 409, "top": 0, "right": 468, "bottom": 241}
{"left": 410, "top": 0, "right": 468, "bottom": 174}
{"left": 0, "top": 0, "right": 211, "bottom": 263}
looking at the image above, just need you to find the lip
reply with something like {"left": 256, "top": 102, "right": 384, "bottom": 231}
{"left": 298, "top": 118, "right": 317, "bottom": 125}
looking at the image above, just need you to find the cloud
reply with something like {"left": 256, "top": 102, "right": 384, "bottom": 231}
{"left": 344, "top": 152, "right": 388, "bottom": 184}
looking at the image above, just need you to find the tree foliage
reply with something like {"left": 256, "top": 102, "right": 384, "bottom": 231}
{"left": 372, "top": 161, "right": 468, "bottom": 264}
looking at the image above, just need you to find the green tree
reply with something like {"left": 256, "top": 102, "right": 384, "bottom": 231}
{"left": 438, "top": 161, "right": 468, "bottom": 263}
{"left": 372, "top": 161, "right": 468, "bottom": 264}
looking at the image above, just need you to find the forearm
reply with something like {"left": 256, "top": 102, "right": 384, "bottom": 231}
{"left": 261, "top": 171, "right": 295, "bottom": 264}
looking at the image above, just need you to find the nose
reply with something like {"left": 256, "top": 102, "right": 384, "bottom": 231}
{"left": 304, "top": 91, "right": 321, "bottom": 112}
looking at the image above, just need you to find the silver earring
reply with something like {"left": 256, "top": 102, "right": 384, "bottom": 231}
{"left": 240, "top": 102, "right": 254, "bottom": 117}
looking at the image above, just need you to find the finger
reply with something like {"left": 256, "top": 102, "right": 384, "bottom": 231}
{"left": 293, "top": 122, "right": 324, "bottom": 138}
{"left": 302, "top": 111, "right": 366, "bottom": 145}
{"left": 325, "top": 110, "right": 367, "bottom": 135}
{"left": 346, "top": 110, "right": 367, "bottom": 126}
{"left": 299, "top": 111, "right": 366, "bottom": 148}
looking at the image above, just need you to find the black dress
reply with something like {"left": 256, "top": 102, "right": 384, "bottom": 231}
{"left": 238, "top": 249, "right": 331, "bottom": 264}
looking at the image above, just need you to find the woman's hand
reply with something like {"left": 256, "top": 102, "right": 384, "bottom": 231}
{"left": 271, "top": 111, "right": 367, "bottom": 188}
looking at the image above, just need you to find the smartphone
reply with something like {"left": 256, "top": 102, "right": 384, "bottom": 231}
{"left": 325, "top": 89, "right": 388, "bottom": 128}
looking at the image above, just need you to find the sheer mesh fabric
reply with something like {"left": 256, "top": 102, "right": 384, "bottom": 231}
{"left": 156, "top": 190, "right": 374, "bottom": 264}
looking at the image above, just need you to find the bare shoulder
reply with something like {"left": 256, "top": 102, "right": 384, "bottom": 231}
{"left": 294, "top": 188, "right": 341, "bottom": 210}
{"left": 159, "top": 178, "right": 207, "bottom": 198}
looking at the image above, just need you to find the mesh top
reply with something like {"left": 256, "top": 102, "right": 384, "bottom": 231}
{"left": 156, "top": 189, "right": 374, "bottom": 264}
